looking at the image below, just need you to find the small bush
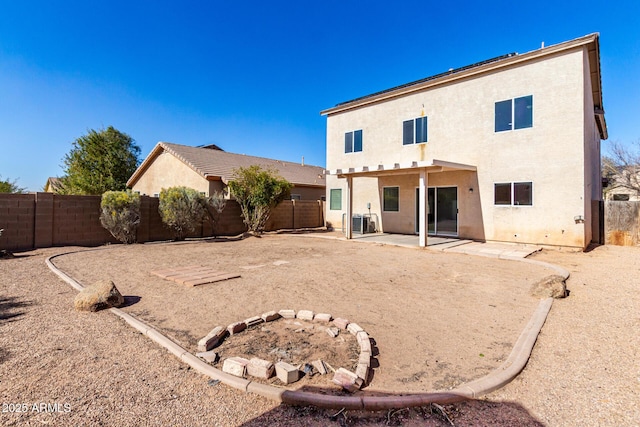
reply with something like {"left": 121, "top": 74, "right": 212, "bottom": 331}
{"left": 203, "top": 190, "right": 227, "bottom": 237}
{"left": 100, "top": 190, "right": 141, "bottom": 244}
{"left": 159, "top": 186, "right": 207, "bottom": 240}
{"left": 228, "top": 165, "right": 292, "bottom": 234}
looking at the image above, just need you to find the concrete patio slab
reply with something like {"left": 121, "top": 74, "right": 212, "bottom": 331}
{"left": 347, "top": 233, "right": 541, "bottom": 259}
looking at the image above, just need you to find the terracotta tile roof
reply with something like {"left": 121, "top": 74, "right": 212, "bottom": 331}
{"left": 128, "top": 142, "right": 325, "bottom": 188}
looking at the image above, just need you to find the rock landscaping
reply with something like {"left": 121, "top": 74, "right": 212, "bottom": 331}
{"left": 73, "top": 279, "right": 124, "bottom": 312}
{"left": 197, "top": 309, "right": 376, "bottom": 392}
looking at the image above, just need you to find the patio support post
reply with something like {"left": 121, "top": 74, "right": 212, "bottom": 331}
{"left": 419, "top": 169, "right": 428, "bottom": 247}
{"left": 346, "top": 175, "right": 353, "bottom": 239}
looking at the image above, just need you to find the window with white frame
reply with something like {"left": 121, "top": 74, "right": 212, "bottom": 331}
{"left": 383, "top": 186, "right": 400, "bottom": 211}
{"left": 495, "top": 95, "right": 533, "bottom": 132}
{"left": 403, "top": 116, "right": 428, "bottom": 145}
{"left": 345, "top": 130, "right": 363, "bottom": 153}
{"left": 494, "top": 182, "right": 533, "bottom": 206}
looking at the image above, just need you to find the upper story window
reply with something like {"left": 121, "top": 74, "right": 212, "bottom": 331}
{"left": 495, "top": 95, "right": 533, "bottom": 132}
{"left": 345, "top": 130, "right": 363, "bottom": 153}
{"left": 494, "top": 182, "right": 533, "bottom": 206}
{"left": 403, "top": 117, "right": 428, "bottom": 145}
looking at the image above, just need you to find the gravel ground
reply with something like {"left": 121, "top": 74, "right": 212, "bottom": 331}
{"left": 1, "top": 238, "right": 638, "bottom": 426}
{"left": 49, "top": 235, "right": 548, "bottom": 394}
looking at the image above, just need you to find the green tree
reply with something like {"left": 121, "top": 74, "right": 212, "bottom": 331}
{"left": 228, "top": 165, "right": 292, "bottom": 234}
{"left": 99, "top": 190, "right": 141, "bottom": 244}
{"left": 0, "top": 176, "right": 26, "bottom": 193}
{"left": 60, "top": 126, "right": 141, "bottom": 195}
{"left": 158, "top": 186, "right": 207, "bottom": 240}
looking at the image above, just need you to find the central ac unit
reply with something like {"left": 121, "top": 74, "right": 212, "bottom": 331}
{"left": 352, "top": 215, "right": 370, "bottom": 234}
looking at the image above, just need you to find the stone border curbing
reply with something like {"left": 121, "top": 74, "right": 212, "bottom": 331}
{"left": 45, "top": 247, "right": 565, "bottom": 410}
{"left": 206, "top": 309, "right": 375, "bottom": 389}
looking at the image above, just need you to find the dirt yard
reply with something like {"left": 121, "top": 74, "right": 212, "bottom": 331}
{"left": 1, "top": 233, "right": 639, "bottom": 426}
{"left": 50, "top": 234, "right": 551, "bottom": 394}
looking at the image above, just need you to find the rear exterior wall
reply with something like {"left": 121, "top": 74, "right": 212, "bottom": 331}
{"left": 325, "top": 47, "right": 593, "bottom": 248}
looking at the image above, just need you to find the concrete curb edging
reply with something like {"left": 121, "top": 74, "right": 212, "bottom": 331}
{"left": 45, "top": 246, "right": 560, "bottom": 410}
{"left": 449, "top": 297, "right": 553, "bottom": 399}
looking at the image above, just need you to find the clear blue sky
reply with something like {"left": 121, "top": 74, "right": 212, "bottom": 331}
{"left": 1, "top": 1, "right": 639, "bottom": 191}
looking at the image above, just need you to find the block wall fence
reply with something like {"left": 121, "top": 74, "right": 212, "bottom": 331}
{"left": 0, "top": 193, "right": 325, "bottom": 251}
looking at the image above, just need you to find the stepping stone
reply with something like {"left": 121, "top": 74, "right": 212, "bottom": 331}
{"left": 332, "top": 368, "right": 363, "bottom": 392}
{"left": 278, "top": 309, "right": 296, "bottom": 319}
{"left": 227, "top": 321, "right": 246, "bottom": 335}
{"left": 275, "top": 362, "right": 299, "bottom": 384}
{"left": 347, "top": 323, "right": 363, "bottom": 335}
{"left": 326, "top": 327, "right": 340, "bottom": 338}
{"left": 195, "top": 350, "right": 218, "bottom": 363}
{"left": 197, "top": 326, "right": 227, "bottom": 352}
{"left": 333, "top": 318, "right": 350, "bottom": 330}
{"left": 150, "top": 266, "right": 240, "bottom": 287}
{"left": 247, "top": 358, "right": 274, "bottom": 379}
{"left": 355, "top": 363, "right": 369, "bottom": 382}
{"left": 357, "top": 331, "right": 371, "bottom": 354}
{"left": 296, "top": 310, "right": 314, "bottom": 321}
{"left": 244, "top": 316, "right": 263, "bottom": 327}
{"left": 314, "top": 313, "right": 332, "bottom": 322}
{"left": 222, "top": 357, "right": 249, "bottom": 377}
{"left": 358, "top": 352, "right": 371, "bottom": 367}
{"left": 261, "top": 311, "right": 281, "bottom": 322}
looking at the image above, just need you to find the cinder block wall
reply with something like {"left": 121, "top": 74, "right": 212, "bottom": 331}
{"left": 0, "top": 193, "right": 325, "bottom": 251}
{"left": 51, "top": 195, "right": 118, "bottom": 246}
{"left": 0, "top": 194, "right": 35, "bottom": 250}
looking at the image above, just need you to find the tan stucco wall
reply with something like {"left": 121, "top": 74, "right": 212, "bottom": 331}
{"left": 289, "top": 186, "right": 325, "bottom": 201}
{"left": 131, "top": 151, "right": 325, "bottom": 201}
{"left": 326, "top": 47, "right": 599, "bottom": 248}
{"left": 130, "top": 151, "right": 210, "bottom": 196}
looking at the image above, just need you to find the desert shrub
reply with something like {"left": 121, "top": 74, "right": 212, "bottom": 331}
{"left": 158, "top": 186, "right": 207, "bottom": 240}
{"left": 100, "top": 190, "right": 141, "bottom": 244}
{"left": 203, "top": 190, "right": 227, "bottom": 237}
{"left": 228, "top": 165, "right": 292, "bottom": 234}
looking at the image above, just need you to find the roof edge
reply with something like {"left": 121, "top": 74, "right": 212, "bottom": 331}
{"left": 126, "top": 142, "right": 165, "bottom": 188}
{"left": 321, "top": 33, "right": 600, "bottom": 116}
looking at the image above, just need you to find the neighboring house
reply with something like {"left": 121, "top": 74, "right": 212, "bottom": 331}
{"left": 127, "top": 142, "right": 326, "bottom": 200}
{"left": 603, "top": 166, "right": 640, "bottom": 201}
{"left": 44, "top": 177, "right": 63, "bottom": 193}
{"left": 322, "top": 33, "right": 606, "bottom": 249}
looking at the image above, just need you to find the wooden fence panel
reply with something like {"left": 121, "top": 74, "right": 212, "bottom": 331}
{"left": 605, "top": 201, "right": 640, "bottom": 246}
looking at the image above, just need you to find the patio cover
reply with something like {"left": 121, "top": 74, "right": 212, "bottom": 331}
{"left": 326, "top": 159, "right": 477, "bottom": 247}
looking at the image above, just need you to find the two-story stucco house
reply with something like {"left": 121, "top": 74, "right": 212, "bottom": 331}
{"left": 322, "top": 33, "right": 606, "bottom": 250}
